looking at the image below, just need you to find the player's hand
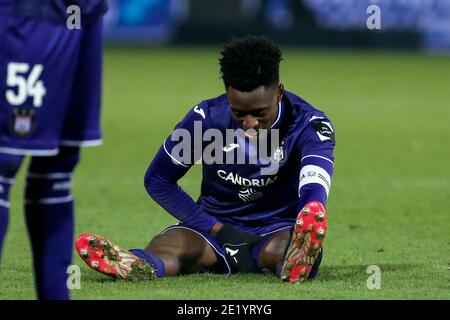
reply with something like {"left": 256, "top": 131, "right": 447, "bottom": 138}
{"left": 215, "top": 223, "right": 262, "bottom": 273}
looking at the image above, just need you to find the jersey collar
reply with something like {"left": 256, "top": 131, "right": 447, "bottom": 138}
{"left": 270, "top": 101, "right": 283, "bottom": 129}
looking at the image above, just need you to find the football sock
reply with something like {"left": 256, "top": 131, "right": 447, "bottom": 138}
{"left": 25, "top": 147, "right": 80, "bottom": 300}
{"left": 25, "top": 201, "right": 74, "bottom": 300}
{"left": 129, "top": 249, "right": 166, "bottom": 278}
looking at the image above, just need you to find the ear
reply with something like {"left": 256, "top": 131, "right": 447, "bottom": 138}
{"left": 277, "top": 83, "right": 284, "bottom": 101}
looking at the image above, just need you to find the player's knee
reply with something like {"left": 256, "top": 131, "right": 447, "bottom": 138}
{"left": 146, "top": 233, "right": 184, "bottom": 255}
{"left": 145, "top": 230, "right": 206, "bottom": 275}
{"left": 28, "top": 146, "right": 80, "bottom": 174}
{"left": 25, "top": 147, "right": 80, "bottom": 202}
{"left": 258, "top": 233, "right": 290, "bottom": 269}
{"left": 148, "top": 229, "right": 205, "bottom": 256}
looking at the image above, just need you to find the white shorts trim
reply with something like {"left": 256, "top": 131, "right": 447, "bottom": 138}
{"left": 60, "top": 139, "right": 103, "bottom": 147}
{"left": 260, "top": 225, "right": 292, "bottom": 237}
{"left": 0, "top": 146, "right": 59, "bottom": 156}
{"left": 25, "top": 195, "right": 74, "bottom": 205}
{"left": 161, "top": 225, "right": 232, "bottom": 276}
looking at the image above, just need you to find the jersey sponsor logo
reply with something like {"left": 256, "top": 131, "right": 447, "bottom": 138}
{"left": 311, "top": 121, "right": 335, "bottom": 142}
{"left": 222, "top": 143, "right": 240, "bottom": 152}
{"left": 193, "top": 105, "right": 206, "bottom": 119}
{"left": 217, "top": 170, "right": 278, "bottom": 188}
{"left": 238, "top": 187, "right": 264, "bottom": 202}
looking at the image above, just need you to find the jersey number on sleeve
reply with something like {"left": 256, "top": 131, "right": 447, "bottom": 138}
{"left": 6, "top": 62, "right": 47, "bottom": 108}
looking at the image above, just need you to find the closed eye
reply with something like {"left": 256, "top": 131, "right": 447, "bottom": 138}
{"left": 232, "top": 110, "right": 246, "bottom": 117}
{"left": 231, "top": 108, "right": 267, "bottom": 118}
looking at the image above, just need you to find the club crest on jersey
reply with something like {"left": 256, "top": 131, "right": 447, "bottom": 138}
{"left": 273, "top": 146, "right": 285, "bottom": 163}
{"left": 11, "top": 108, "right": 35, "bottom": 137}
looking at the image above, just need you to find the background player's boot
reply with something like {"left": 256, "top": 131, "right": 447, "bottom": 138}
{"left": 75, "top": 233, "right": 157, "bottom": 281}
{"left": 280, "top": 201, "right": 327, "bottom": 283}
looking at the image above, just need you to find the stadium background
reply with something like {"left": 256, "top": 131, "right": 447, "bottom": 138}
{"left": 1, "top": 0, "right": 449, "bottom": 299}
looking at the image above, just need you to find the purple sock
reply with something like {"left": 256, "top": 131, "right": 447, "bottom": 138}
{"left": 129, "top": 249, "right": 166, "bottom": 278}
{"left": 24, "top": 147, "right": 79, "bottom": 300}
{"left": 25, "top": 201, "right": 74, "bottom": 300}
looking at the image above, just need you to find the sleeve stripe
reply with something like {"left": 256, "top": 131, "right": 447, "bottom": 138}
{"left": 299, "top": 165, "right": 332, "bottom": 198}
{"left": 163, "top": 138, "right": 189, "bottom": 168}
{"left": 301, "top": 155, "right": 334, "bottom": 167}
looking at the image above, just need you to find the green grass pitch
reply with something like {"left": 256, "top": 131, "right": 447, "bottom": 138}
{"left": 0, "top": 47, "right": 449, "bottom": 299}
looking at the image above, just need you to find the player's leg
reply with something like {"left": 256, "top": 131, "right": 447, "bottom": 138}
{"left": 25, "top": 146, "right": 80, "bottom": 300}
{"left": 257, "top": 230, "right": 291, "bottom": 274}
{"left": 76, "top": 228, "right": 220, "bottom": 280}
{"left": 0, "top": 154, "right": 24, "bottom": 265}
{"left": 140, "top": 228, "right": 219, "bottom": 276}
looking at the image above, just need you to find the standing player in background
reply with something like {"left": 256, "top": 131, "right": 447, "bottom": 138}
{"left": 76, "top": 36, "right": 335, "bottom": 284}
{"left": 0, "top": 0, "right": 107, "bottom": 299}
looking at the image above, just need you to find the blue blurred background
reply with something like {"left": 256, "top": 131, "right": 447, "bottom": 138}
{"left": 103, "top": 0, "right": 450, "bottom": 52}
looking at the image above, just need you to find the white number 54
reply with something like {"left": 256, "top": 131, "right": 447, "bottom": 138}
{"left": 6, "top": 62, "right": 46, "bottom": 108}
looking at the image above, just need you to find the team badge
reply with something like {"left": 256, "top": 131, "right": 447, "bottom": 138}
{"left": 273, "top": 145, "right": 285, "bottom": 162}
{"left": 11, "top": 108, "right": 36, "bottom": 137}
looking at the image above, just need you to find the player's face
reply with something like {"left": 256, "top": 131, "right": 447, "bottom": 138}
{"left": 227, "top": 85, "right": 283, "bottom": 139}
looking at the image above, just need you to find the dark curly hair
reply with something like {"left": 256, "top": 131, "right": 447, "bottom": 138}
{"left": 219, "top": 36, "right": 283, "bottom": 92}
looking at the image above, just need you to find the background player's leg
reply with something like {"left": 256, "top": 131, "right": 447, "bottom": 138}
{"left": 137, "top": 228, "right": 219, "bottom": 276}
{"left": 0, "top": 154, "right": 24, "bottom": 265}
{"left": 25, "top": 146, "right": 80, "bottom": 300}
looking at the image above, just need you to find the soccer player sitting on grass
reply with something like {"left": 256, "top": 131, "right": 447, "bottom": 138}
{"left": 76, "top": 36, "right": 336, "bottom": 283}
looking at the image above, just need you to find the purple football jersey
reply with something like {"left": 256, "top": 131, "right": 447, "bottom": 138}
{"left": 145, "top": 91, "right": 335, "bottom": 235}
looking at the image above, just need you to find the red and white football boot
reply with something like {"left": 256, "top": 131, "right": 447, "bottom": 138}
{"left": 280, "top": 201, "right": 327, "bottom": 283}
{"left": 75, "top": 233, "right": 157, "bottom": 281}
